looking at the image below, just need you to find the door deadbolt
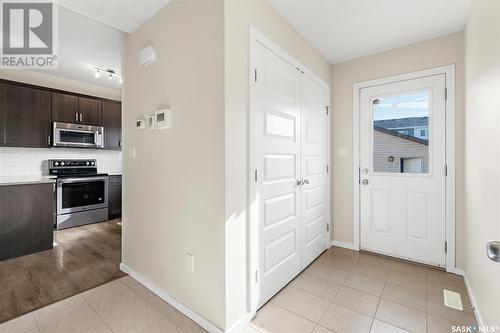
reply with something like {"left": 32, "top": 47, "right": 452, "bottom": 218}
{"left": 487, "top": 240, "right": 500, "bottom": 263}
{"left": 362, "top": 179, "right": 369, "bottom": 185}
{"left": 362, "top": 168, "right": 368, "bottom": 174}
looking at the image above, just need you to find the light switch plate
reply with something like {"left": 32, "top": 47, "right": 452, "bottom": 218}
{"left": 186, "top": 253, "right": 194, "bottom": 272}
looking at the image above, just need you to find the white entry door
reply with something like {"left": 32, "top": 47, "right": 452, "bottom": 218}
{"left": 360, "top": 74, "right": 446, "bottom": 266}
{"left": 253, "top": 42, "right": 328, "bottom": 307}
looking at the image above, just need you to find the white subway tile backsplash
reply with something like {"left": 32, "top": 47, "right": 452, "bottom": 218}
{"left": 0, "top": 147, "right": 122, "bottom": 176}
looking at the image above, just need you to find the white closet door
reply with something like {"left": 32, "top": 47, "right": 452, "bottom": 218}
{"left": 254, "top": 42, "right": 302, "bottom": 307}
{"left": 300, "top": 75, "right": 329, "bottom": 268}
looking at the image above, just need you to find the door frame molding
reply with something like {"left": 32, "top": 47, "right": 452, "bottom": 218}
{"left": 352, "top": 65, "right": 456, "bottom": 272}
{"left": 248, "top": 27, "right": 331, "bottom": 314}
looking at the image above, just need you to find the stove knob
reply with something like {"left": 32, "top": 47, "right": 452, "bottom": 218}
{"left": 91, "top": 161, "right": 95, "bottom": 166}
{"left": 53, "top": 161, "right": 59, "bottom": 166}
{"left": 85, "top": 161, "right": 90, "bottom": 166}
{"left": 60, "top": 161, "right": 65, "bottom": 166}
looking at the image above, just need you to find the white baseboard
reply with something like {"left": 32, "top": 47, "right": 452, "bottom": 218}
{"left": 120, "top": 263, "right": 224, "bottom": 332}
{"left": 461, "top": 269, "right": 484, "bottom": 327}
{"left": 120, "top": 263, "right": 253, "bottom": 333}
{"left": 226, "top": 312, "right": 255, "bottom": 333}
{"left": 330, "top": 240, "right": 357, "bottom": 251}
{"left": 448, "top": 267, "right": 464, "bottom": 275}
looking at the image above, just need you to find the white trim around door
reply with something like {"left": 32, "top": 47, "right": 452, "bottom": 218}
{"left": 352, "top": 65, "right": 456, "bottom": 272}
{"left": 248, "top": 27, "right": 331, "bottom": 315}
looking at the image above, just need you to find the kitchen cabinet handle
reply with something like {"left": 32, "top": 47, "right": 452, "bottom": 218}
{"left": 79, "top": 113, "right": 83, "bottom": 122}
{"left": 75, "top": 113, "right": 78, "bottom": 122}
{"left": 47, "top": 135, "right": 51, "bottom": 145}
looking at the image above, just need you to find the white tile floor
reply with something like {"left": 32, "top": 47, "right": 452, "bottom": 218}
{"left": 0, "top": 276, "right": 207, "bottom": 333}
{"left": 246, "top": 247, "right": 477, "bottom": 333}
{"left": 0, "top": 247, "right": 477, "bottom": 333}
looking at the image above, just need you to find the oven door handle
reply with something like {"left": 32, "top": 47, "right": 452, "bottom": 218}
{"left": 58, "top": 177, "right": 108, "bottom": 183}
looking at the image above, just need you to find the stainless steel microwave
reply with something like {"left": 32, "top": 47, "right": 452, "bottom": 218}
{"left": 53, "top": 122, "right": 104, "bottom": 149}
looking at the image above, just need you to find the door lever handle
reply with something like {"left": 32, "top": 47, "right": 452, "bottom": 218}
{"left": 487, "top": 240, "right": 500, "bottom": 262}
{"left": 303, "top": 179, "right": 309, "bottom": 185}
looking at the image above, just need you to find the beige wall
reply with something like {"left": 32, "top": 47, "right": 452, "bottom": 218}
{"left": 224, "top": 0, "right": 331, "bottom": 327}
{"left": 122, "top": 0, "right": 226, "bottom": 329}
{"left": 0, "top": 70, "right": 121, "bottom": 100}
{"left": 331, "top": 32, "right": 466, "bottom": 267}
{"left": 464, "top": 0, "right": 500, "bottom": 326}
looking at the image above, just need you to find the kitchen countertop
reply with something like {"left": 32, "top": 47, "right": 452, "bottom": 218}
{"left": 0, "top": 176, "right": 56, "bottom": 186}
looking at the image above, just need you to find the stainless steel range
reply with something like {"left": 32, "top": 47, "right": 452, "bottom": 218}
{"left": 49, "top": 159, "right": 108, "bottom": 230}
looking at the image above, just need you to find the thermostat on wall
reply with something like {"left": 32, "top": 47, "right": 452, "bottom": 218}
{"left": 154, "top": 109, "right": 172, "bottom": 129}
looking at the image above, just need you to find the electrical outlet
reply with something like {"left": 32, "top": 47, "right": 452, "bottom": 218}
{"left": 186, "top": 253, "right": 194, "bottom": 272}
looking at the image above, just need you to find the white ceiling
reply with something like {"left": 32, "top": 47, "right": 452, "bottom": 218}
{"left": 269, "top": 0, "right": 471, "bottom": 64}
{"left": 35, "top": 6, "right": 124, "bottom": 89}
{"left": 36, "top": 1, "right": 171, "bottom": 90}
{"left": 58, "top": 0, "right": 171, "bottom": 33}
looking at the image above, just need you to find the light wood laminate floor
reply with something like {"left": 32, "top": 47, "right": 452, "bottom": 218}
{"left": 0, "top": 219, "right": 124, "bottom": 323}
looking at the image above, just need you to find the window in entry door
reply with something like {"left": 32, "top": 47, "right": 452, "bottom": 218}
{"left": 372, "top": 89, "right": 430, "bottom": 174}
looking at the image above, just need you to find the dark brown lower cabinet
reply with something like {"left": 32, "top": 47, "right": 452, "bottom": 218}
{"left": 0, "top": 183, "right": 55, "bottom": 261}
{"left": 108, "top": 175, "right": 122, "bottom": 218}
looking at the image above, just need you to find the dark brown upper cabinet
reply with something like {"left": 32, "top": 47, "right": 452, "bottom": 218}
{"left": 0, "top": 83, "right": 18, "bottom": 146}
{"left": 52, "top": 92, "right": 79, "bottom": 124}
{"left": 102, "top": 100, "right": 122, "bottom": 150}
{"left": 20, "top": 88, "right": 51, "bottom": 147}
{"left": 1, "top": 79, "right": 119, "bottom": 149}
{"left": 0, "top": 83, "right": 51, "bottom": 148}
{"left": 78, "top": 97, "right": 102, "bottom": 126}
{"left": 52, "top": 93, "right": 102, "bottom": 126}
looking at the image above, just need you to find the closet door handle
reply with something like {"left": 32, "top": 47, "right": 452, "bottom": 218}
{"left": 296, "top": 179, "right": 302, "bottom": 186}
{"left": 303, "top": 179, "right": 309, "bottom": 185}
{"left": 487, "top": 240, "right": 500, "bottom": 262}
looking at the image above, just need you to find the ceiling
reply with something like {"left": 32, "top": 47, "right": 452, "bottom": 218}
{"left": 269, "top": 0, "right": 471, "bottom": 64}
{"left": 35, "top": 1, "right": 171, "bottom": 90}
{"left": 35, "top": 6, "right": 124, "bottom": 89}
{"left": 58, "top": 0, "right": 171, "bottom": 33}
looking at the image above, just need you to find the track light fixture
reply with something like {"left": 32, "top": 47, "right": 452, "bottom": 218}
{"left": 92, "top": 66, "right": 122, "bottom": 84}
